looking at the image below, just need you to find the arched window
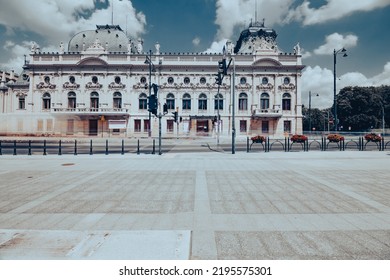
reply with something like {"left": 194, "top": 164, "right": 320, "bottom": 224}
{"left": 260, "top": 93, "right": 270, "bottom": 109}
{"left": 214, "top": 93, "right": 223, "bottom": 110}
{"left": 198, "top": 93, "right": 207, "bottom": 110}
{"left": 139, "top": 93, "right": 147, "bottom": 110}
{"left": 68, "top": 92, "right": 76, "bottom": 109}
{"left": 238, "top": 93, "right": 248, "bottom": 110}
{"left": 166, "top": 93, "right": 175, "bottom": 110}
{"left": 42, "top": 92, "right": 51, "bottom": 110}
{"left": 182, "top": 93, "right": 191, "bottom": 110}
{"left": 262, "top": 77, "right": 268, "bottom": 84}
{"left": 113, "top": 92, "right": 122, "bottom": 109}
{"left": 90, "top": 92, "right": 99, "bottom": 109}
{"left": 282, "top": 93, "right": 291, "bottom": 110}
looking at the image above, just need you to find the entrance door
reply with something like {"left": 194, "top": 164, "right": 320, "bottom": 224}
{"left": 89, "top": 119, "right": 98, "bottom": 136}
{"left": 197, "top": 120, "right": 209, "bottom": 134}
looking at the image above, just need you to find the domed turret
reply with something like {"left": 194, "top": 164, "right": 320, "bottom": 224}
{"left": 68, "top": 25, "right": 136, "bottom": 53}
{"left": 234, "top": 19, "right": 278, "bottom": 54}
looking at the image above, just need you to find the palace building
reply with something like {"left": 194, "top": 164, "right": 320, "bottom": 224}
{"left": 0, "top": 21, "right": 304, "bottom": 138}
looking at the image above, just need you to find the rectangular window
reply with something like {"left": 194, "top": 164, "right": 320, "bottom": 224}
{"left": 214, "top": 100, "right": 223, "bottom": 110}
{"left": 37, "top": 119, "right": 43, "bottom": 132}
{"left": 261, "top": 99, "right": 270, "bottom": 109}
{"left": 67, "top": 119, "right": 74, "bottom": 135}
{"left": 182, "top": 99, "right": 191, "bottom": 110}
{"left": 239, "top": 99, "right": 248, "bottom": 110}
{"left": 47, "top": 119, "right": 53, "bottom": 131}
{"left": 262, "top": 121, "right": 269, "bottom": 133}
{"left": 167, "top": 100, "right": 175, "bottom": 110}
{"left": 198, "top": 100, "right": 207, "bottom": 110}
{"left": 43, "top": 99, "right": 51, "bottom": 110}
{"left": 139, "top": 99, "right": 147, "bottom": 110}
{"left": 284, "top": 120, "right": 291, "bottom": 133}
{"left": 134, "top": 119, "right": 141, "bottom": 132}
{"left": 19, "top": 97, "right": 25, "bottom": 110}
{"left": 240, "top": 120, "right": 247, "bottom": 132}
{"left": 143, "top": 119, "right": 150, "bottom": 132}
{"left": 113, "top": 98, "right": 121, "bottom": 109}
{"left": 282, "top": 100, "right": 291, "bottom": 110}
{"left": 167, "top": 119, "right": 174, "bottom": 133}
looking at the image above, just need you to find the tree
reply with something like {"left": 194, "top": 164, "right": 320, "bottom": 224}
{"left": 337, "top": 86, "right": 389, "bottom": 132}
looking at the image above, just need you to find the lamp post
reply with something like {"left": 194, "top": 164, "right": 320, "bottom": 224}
{"left": 145, "top": 50, "right": 154, "bottom": 137}
{"left": 333, "top": 47, "right": 347, "bottom": 131}
{"left": 380, "top": 102, "right": 385, "bottom": 136}
{"left": 308, "top": 91, "right": 319, "bottom": 134}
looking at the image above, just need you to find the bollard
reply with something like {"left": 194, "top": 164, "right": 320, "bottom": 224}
{"left": 74, "top": 140, "right": 77, "bottom": 155}
{"left": 152, "top": 139, "right": 155, "bottom": 155}
{"left": 28, "top": 140, "right": 32, "bottom": 155}
{"left": 121, "top": 139, "right": 124, "bottom": 155}
{"left": 58, "top": 140, "right": 62, "bottom": 155}
{"left": 13, "top": 140, "right": 17, "bottom": 155}
{"left": 105, "top": 139, "right": 109, "bottom": 155}
{"left": 90, "top": 139, "right": 93, "bottom": 155}
{"left": 246, "top": 137, "right": 249, "bottom": 153}
{"left": 137, "top": 139, "right": 140, "bottom": 155}
{"left": 43, "top": 140, "right": 47, "bottom": 155}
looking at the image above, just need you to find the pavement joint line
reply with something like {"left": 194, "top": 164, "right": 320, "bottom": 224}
{"left": 8, "top": 170, "right": 108, "bottom": 214}
{"left": 290, "top": 169, "right": 390, "bottom": 214}
{"left": 191, "top": 168, "right": 218, "bottom": 259}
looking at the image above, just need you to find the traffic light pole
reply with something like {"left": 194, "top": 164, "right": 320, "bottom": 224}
{"left": 158, "top": 113, "right": 162, "bottom": 155}
{"left": 231, "top": 57, "right": 236, "bottom": 154}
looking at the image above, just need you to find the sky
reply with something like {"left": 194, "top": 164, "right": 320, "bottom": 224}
{"left": 1, "top": 0, "right": 390, "bottom": 109}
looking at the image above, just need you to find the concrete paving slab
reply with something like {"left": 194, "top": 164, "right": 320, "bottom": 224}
{"left": 1, "top": 151, "right": 390, "bottom": 259}
{"left": 0, "top": 229, "right": 191, "bottom": 260}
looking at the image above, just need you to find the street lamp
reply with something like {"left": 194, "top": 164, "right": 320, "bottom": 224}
{"left": 333, "top": 47, "right": 347, "bottom": 131}
{"left": 308, "top": 91, "right": 319, "bottom": 134}
{"left": 144, "top": 50, "right": 155, "bottom": 137}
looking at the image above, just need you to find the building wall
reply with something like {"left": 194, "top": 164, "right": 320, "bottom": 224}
{"left": 1, "top": 50, "right": 303, "bottom": 138}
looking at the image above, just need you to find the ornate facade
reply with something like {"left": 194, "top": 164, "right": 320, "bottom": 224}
{"left": 0, "top": 22, "right": 304, "bottom": 138}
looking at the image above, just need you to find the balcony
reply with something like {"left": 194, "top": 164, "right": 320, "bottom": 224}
{"left": 52, "top": 107, "right": 129, "bottom": 116}
{"left": 252, "top": 108, "right": 282, "bottom": 118}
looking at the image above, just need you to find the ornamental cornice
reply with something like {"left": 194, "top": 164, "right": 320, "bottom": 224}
{"left": 278, "top": 83, "right": 296, "bottom": 91}
{"left": 235, "top": 83, "right": 252, "bottom": 90}
{"left": 133, "top": 82, "right": 147, "bottom": 89}
{"left": 36, "top": 82, "right": 56, "bottom": 90}
{"left": 108, "top": 82, "right": 126, "bottom": 89}
{"left": 256, "top": 83, "right": 274, "bottom": 91}
{"left": 85, "top": 82, "right": 103, "bottom": 90}
{"left": 63, "top": 82, "right": 80, "bottom": 89}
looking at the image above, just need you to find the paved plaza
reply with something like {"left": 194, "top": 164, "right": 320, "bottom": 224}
{"left": 0, "top": 148, "right": 390, "bottom": 259}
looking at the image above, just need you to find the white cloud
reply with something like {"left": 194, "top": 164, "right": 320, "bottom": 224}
{"left": 314, "top": 33, "right": 358, "bottom": 55}
{"left": 215, "top": 0, "right": 294, "bottom": 40}
{"left": 0, "top": 0, "right": 146, "bottom": 45}
{"left": 286, "top": 0, "right": 390, "bottom": 26}
{"left": 192, "top": 37, "right": 201, "bottom": 47}
{"left": 301, "top": 62, "right": 390, "bottom": 109}
{"left": 203, "top": 39, "right": 227, "bottom": 54}
{"left": 0, "top": 0, "right": 147, "bottom": 71}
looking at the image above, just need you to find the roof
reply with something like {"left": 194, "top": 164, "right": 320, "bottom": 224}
{"left": 234, "top": 21, "right": 278, "bottom": 54}
{"left": 68, "top": 25, "right": 133, "bottom": 53}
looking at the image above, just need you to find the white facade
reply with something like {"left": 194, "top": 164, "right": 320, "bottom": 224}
{"left": 0, "top": 23, "right": 304, "bottom": 138}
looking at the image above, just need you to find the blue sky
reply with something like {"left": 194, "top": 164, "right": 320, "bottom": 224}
{"left": 1, "top": 0, "right": 390, "bottom": 108}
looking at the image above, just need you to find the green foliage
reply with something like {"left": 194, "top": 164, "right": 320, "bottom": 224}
{"left": 337, "top": 85, "right": 389, "bottom": 131}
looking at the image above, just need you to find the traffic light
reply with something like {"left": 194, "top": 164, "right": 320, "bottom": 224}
{"left": 152, "top": 83, "right": 158, "bottom": 95}
{"left": 172, "top": 111, "right": 178, "bottom": 122}
{"left": 214, "top": 73, "right": 222, "bottom": 85}
{"left": 163, "top": 103, "right": 168, "bottom": 114}
{"left": 218, "top": 59, "right": 227, "bottom": 75}
{"left": 147, "top": 94, "right": 158, "bottom": 116}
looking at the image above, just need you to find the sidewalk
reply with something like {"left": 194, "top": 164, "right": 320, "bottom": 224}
{"left": 0, "top": 151, "right": 390, "bottom": 259}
